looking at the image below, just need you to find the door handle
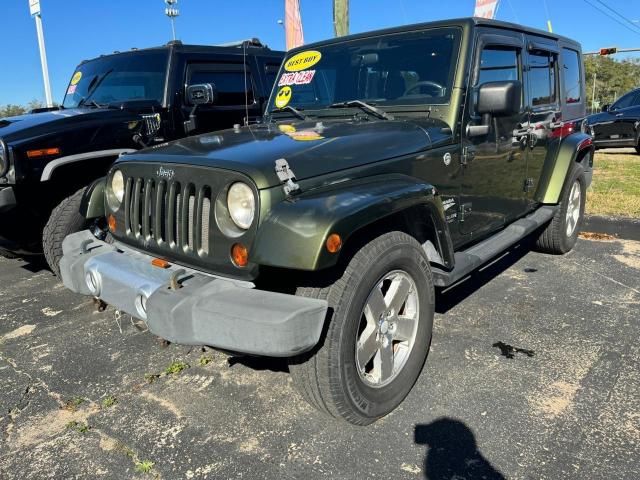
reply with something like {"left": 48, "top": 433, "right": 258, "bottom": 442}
{"left": 616, "top": 113, "right": 624, "bottom": 117}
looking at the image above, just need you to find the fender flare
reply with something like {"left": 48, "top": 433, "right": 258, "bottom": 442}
{"left": 79, "top": 177, "right": 106, "bottom": 220}
{"left": 251, "top": 175, "right": 454, "bottom": 271}
{"left": 536, "top": 132, "right": 594, "bottom": 204}
{"left": 40, "top": 149, "right": 136, "bottom": 182}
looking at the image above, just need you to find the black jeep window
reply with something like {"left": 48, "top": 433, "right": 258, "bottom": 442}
{"left": 477, "top": 47, "right": 519, "bottom": 85}
{"left": 529, "top": 50, "right": 557, "bottom": 106}
{"left": 189, "top": 70, "right": 254, "bottom": 106}
{"left": 612, "top": 90, "right": 640, "bottom": 110}
{"left": 63, "top": 51, "right": 168, "bottom": 108}
{"left": 562, "top": 48, "right": 581, "bottom": 104}
{"left": 269, "top": 28, "right": 461, "bottom": 113}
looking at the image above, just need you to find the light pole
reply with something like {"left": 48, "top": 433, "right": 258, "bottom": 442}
{"left": 29, "top": 0, "right": 53, "bottom": 107}
{"left": 165, "top": 0, "right": 179, "bottom": 41}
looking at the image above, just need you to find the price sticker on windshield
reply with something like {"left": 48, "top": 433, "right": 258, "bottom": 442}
{"left": 70, "top": 72, "right": 83, "bottom": 86}
{"left": 278, "top": 70, "right": 316, "bottom": 87}
{"left": 284, "top": 50, "right": 322, "bottom": 72}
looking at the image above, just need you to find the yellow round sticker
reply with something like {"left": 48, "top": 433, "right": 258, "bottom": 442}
{"left": 275, "top": 86, "right": 292, "bottom": 109}
{"left": 70, "top": 72, "right": 83, "bottom": 86}
{"left": 284, "top": 50, "right": 322, "bottom": 72}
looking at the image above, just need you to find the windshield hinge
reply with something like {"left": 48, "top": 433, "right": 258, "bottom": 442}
{"left": 274, "top": 158, "right": 300, "bottom": 196}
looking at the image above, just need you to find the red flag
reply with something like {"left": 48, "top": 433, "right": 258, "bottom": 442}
{"left": 474, "top": 0, "right": 499, "bottom": 19}
{"left": 285, "top": 0, "right": 304, "bottom": 50}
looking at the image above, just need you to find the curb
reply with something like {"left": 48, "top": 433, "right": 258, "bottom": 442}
{"left": 583, "top": 215, "right": 640, "bottom": 241}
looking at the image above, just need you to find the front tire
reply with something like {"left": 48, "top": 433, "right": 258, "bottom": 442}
{"left": 289, "top": 231, "right": 434, "bottom": 425}
{"left": 535, "top": 162, "right": 586, "bottom": 254}
{"left": 43, "top": 187, "right": 93, "bottom": 277}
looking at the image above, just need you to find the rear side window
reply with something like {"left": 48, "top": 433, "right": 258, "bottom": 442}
{"left": 563, "top": 48, "right": 582, "bottom": 104}
{"left": 477, "top": 47, "right": 519, "bottom": 85}
{"left": 529, "top": 50, "right": 557, "bottom": 106}
{"left": 188, "top": 68, "right": 255, "bottom": 106}
{"left": 612, "top": 90, "right": 640, "bottom": 110}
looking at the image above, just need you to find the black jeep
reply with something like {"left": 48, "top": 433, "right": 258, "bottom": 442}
{"left": 0, "top": 40, "right": 283, "bottom": 274}
{"left": 61, "top": 18, "right": 593, "bottom": 425}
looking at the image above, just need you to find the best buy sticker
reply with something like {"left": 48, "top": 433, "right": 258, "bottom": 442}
{"left": 284, "top": 50, "right": 322, "bottom": 72}
{"left": 275, "top": 86, "right": 292, "bottom": 109}
{"left": 70, "top": 72, "right": 82, "bottom": 85}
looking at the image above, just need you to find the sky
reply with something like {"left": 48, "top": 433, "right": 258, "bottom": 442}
{"left": 2, "top": 0, "right": 640, "bottom": 106}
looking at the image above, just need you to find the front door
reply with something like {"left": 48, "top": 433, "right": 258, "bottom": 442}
{"left": 460, "top": 38, "right": 529, "bottom": 238}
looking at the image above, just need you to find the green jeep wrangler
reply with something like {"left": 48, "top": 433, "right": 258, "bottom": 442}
{"left": 60, "top": 18, "right": 594, "bottom": 425}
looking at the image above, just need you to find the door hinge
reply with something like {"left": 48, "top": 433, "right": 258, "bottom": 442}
{"left": 523, "top": 177, "right": 535, "bottom": 193}
{"left": 461, "top": 146, "right": 476, "bottom": 166}
{"left": 274, "top": 158, "right": 300, "bottom": 196}
{"left": 459, "top": 202, "right": 472, "bottom": 222}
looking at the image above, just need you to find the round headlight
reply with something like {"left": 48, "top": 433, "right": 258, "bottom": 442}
{"left": 107, "top": 169, "right": 125, "bottom": 211}
{"left": 227, "top": 182, "right": 255, "bottom": 230}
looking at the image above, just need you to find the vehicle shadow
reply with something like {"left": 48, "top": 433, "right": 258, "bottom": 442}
{"left": 415, "top": 417, "right": 506, "bottom": 480}
{"left": 435, "top": 240, "right": 535, "bottom": 314}
{"left": 17, "top": 255, "right": 51, "bottom": 274}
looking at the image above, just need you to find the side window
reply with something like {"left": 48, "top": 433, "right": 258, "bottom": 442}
{"left": 529, "top": 50, "right": 557, "bottom": 106}
{"left": 188, "top": 66, "right": 255, "bottom": 106}
{"left": 562, "top": 48, "right": 582, "bottom": 104}
{"left": 477, "top": 47, "right": 520, "bottom": 85}
{"left": 612, "top": 91, "right": 639, "bottom": 110}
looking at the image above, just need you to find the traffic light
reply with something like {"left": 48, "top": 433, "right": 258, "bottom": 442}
{"left": 599, "top": 47, "right": 618, "bottom": 56}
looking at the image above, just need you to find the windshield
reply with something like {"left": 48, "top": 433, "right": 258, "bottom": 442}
{"left": 268, "top": 28, "right": 461, "bottom": 116}
{"left": 62, "top": 50, "right": 169, "bottom": 108}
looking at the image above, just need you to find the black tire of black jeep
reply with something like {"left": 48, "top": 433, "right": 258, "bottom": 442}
{"left": 535, "top": 161, "right": 586, "bottom": 254}
{"left": 288, "top": 231, "right": 435, "bottom": 425}
{"left": 43, "top": 187, "right": 92, "bottom": 277}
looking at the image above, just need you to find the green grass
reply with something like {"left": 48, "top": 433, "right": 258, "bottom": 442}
{"left": 134, "top": 460, "right": 155, "bottom": 474}
{"left": 163, "top": 360, "right": 190, "bottom": 375}
{"left": 66, "top": 421, "right": 91, "bottom": 434}
{"left": 587, "top": 149, "right": 640, "bottom": 218}
{"left": 101, "top": 396, "right": 117, "bottom": 408}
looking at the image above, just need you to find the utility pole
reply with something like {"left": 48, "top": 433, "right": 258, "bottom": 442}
{"left": 591, "top": 71, "right": 597, "bottom": 114}
{"left": 165, "top": 0, "right": 179, "bottom": 41}
{"left": 29, "top": 0, "right": 53, "bottom": 107}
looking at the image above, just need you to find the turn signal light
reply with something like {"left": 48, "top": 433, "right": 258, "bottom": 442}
{"left": 107, "top": 214, "right": 116, "bottom": 232}
{"left": 326, "top": 233, "right": 343, "bottom": 253}
{"left": 26, "top": 147, "right": 60, "bottom": 158}
{"left": 231, "top": 243, "right": 249, "bottom": 267}
{"left": 151, "top": 258, "right": 170, "bottom": 269}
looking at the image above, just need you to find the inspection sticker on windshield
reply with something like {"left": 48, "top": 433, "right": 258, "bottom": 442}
{"left": 278, "top": 70, "right": 315, "bottom": 86}
{"left": 275, "top": 86, "right": 292, "bottom": 109}
{"left": 284, "top": 50, "right": 322, "bottom": 72}
{"left": 70, "top": 71, "right": 82, "bottom": 85}
{"left": 67, "top": 85, "right": 77, "bottom": 95}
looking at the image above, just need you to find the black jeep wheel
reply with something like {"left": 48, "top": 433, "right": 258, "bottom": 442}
{"left": 43, "top": 187, "right": 92, "bottom": 277}
{"left": 289, "top": 231, "right": 434, "bottom": 425}
{"left": 535, "top": 162, "right": 586, "bottom": 254}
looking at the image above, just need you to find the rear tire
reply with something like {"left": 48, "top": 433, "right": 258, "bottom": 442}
{"left": 535, "top": 162, "right": 586, "bottom": 254}
{"left": 43, "top": 187, "right": 92, "bottom": 277}
{"left": 289, "top": 231, "right": 434, "bottom": 425}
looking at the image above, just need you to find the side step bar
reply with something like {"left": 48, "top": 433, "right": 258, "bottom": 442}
{"left": 431, "top": 206, "right": 557, "bottom": 287}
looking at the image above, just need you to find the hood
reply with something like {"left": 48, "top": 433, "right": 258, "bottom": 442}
{"left": 124, "top": 117, "right": 452, "bottom": 189}
{"left": 0, "top": 108, "right": 144, "bottom": 143}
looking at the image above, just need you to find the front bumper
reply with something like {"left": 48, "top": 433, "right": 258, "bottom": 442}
{"left": 60, "top": 230, "right": 328, "bottom": 357}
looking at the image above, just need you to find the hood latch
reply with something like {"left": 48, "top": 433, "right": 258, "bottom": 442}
{"left": 275, "top": 158, "right": 300, "bottom": 196}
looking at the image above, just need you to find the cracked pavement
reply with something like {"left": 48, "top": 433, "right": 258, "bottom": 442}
{"left": 0, "top": 236, "right": 638, "bottom": 479}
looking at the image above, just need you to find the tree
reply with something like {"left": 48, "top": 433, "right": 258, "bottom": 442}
{"left": 584, "top": 56, "right": 640, "bottom": 112}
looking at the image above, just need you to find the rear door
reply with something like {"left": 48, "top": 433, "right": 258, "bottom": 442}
{"left": 460, "top": 32, "right": 529, "bottom": 238}
{"left": 523, "top": 38, "right": 561, "bottom": 205}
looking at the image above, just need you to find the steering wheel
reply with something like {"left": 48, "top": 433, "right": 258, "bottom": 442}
{"left": 404, "top": 81, "right": 445, "bottom": 97}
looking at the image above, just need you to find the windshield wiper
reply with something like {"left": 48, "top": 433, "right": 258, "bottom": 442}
{"left": 78, "top": 99, "right": 104, "bottom": 109}
{"left": 78, "top": 69, "right": 114, "bottom": 108}
{"left": 269, "top": 105, "right": 309, "bottom": 121}
{"left": 329, "top": 100, "right": 394, "bottom": 120}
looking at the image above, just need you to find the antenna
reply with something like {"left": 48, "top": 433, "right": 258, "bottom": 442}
{"left": 164, "top": 0, "right": 179, "bottom": 41}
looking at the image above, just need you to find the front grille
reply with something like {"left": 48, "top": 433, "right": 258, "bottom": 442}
{"left": 124, "top": 177, "right": 211, "bottom": 256}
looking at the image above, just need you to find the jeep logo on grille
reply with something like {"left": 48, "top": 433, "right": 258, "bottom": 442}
{"left": 156, "top": 166, "right": 175, "bottom": 180}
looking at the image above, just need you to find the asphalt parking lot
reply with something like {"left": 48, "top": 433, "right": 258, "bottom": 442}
{"left": 0, "top": 236, "right": 638, "bottom": 479}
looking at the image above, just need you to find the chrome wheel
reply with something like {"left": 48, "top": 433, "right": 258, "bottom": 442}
{"left": 565, "top": 180, "right": 581, "bottom": 237}
{"left": 355, "top": 270, "right": 419, "bottom": 388}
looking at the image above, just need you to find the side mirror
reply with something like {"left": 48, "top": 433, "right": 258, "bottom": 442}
{"left": 476, "top": 80, "right": 522, "bottom": 116}
{"left": 601, "top": 104, "right": 610, "bottom": 112}
{"left": 186, "top": 83, "right": 217, "bottom": 106}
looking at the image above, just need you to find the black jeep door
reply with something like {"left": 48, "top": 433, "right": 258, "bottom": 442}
{"left": 460, "top": 35, "right": 529, "bottom": 238}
